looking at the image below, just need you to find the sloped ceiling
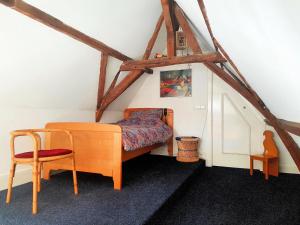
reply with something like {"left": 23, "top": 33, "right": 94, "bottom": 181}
{"left": 0, "top": 0, "right": 299, "bottom": 123}
{"left": 176, "top": 0, "right": 300, "bottom": 122}
{"left": 25, "top": 0, "right": 163, "bottom": 58}
{"left": 0, "top": 0, "right": 163, "bottom": 110}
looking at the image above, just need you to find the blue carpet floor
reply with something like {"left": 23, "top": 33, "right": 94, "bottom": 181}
{"left": 0, "top": 155, "right": 204, "bottom": 225}
{"left": 146, "top": 166, "right": 300, "bottom": 225}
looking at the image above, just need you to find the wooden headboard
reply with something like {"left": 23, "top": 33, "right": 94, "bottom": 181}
{"left": 123, "top": 108, "right": 173, "bottom": 128}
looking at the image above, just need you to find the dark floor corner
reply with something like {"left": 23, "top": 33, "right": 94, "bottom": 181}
{"left": 146, "top": 166, "right": 300, "bottom": 225}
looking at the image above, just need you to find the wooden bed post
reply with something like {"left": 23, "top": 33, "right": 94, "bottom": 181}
{"left": 166, "top": 109, "right": 174, "bottom": 156}
{"left": 113, "top": 132, "right": 122, "bottom": 190}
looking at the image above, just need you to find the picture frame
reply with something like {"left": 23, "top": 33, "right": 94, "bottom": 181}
{"left": 160, "top": 69, "right": 192, "bottom": 98}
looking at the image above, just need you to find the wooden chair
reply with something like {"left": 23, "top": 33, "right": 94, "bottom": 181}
{"left": 250, "top": 130, "right": 279, "bottom": 180}
{"left": 6, "top": 129, "right": 78, "bottom": 214}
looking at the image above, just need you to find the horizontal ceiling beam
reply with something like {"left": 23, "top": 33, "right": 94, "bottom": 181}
{"left": 278, "top": 119, "right": 300, "bottom": 136}
{"left": 0, "top": 0, "right": 131, "bottom": 61}
{"left": 120, "top": 53, "right": 226, "bottom": 71}
{"left": 267, "top": 119, "right": 300, "bottom": 136}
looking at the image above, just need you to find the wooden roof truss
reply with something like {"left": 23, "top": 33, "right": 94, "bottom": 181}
{"left": 0, "top": 0, "right": 299, "bottom": 171}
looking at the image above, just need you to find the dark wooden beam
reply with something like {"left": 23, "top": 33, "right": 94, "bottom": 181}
{"left": 205, "top": 62, "right": 300, "bottom": 170}
{"left": 0, "top": 0, "right": 15, "bottom": 6}
{"left": 0, "top": 0, "right": 131, "bottom": 61}
{"left": 96, "top": 70, "right": 144, "bottom": 121}
{"left": 168, "top": 0, "right": 179, "bottom": 32}
{"left": 95, "top": 13, "right": 167, "bottom": 120}
{"left": 96, "top": 70, "right": 121, "bottom": 121}
{"left": 213, "top": 38, "right": 251, "bottom": 89}
{"left": 178, "top": 1, "right": 300, "bottom": 170}
{"left": 278, "top": 119, "right": 300, "bottom": 136}
{"left": 174, "top": 3, "right": 300, "bottom": 171}
{"left": 161, "top": 0, "right": 175, "bottom": 57}
{"left": 279, "top": 120, "right": 300, "bottom": 136}
{"left": 96, "top": 53, "right": 108, "bottom": 110}
{"left": 174, "top": 4, "right": 202, "bottom": 54}
{"left": 143, "top": 13, "right": 164, "bottom": 60}
{"left": 197, "top": 0, "right": 217, "bottom": 50}
{"left": 120, "top": 53, "right": 226, "bottom": 71}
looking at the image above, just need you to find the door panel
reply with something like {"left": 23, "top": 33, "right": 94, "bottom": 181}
{"left": 213, "top": 76, "right": 265, "bottom": 169}
{"left": 223, "top": 94, "right": 251, "bottom": 155}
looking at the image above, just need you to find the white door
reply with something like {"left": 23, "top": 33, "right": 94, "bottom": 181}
{"left": 212, "top": 76, "right": 266, "bottom": 169}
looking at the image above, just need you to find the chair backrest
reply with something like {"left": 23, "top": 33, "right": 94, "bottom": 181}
{"left": 263, "top": 130, "right": 279, "bottom": 157}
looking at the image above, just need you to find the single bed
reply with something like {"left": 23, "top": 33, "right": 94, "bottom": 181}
{"left": 42, "top": 108, "right": 173, "bottom": 190}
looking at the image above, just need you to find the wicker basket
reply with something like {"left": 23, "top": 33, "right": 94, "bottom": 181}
{"left": 176, "top": 136, "right": 200, "bottom": 162}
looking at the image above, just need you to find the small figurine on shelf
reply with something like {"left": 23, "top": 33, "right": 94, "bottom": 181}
{"left": 154, "top": 53, "right": 167, "bottom": 58}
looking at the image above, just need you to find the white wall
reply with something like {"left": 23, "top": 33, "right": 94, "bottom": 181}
{"left": 0, "top": 4, "right": 100, "bottom": 190}
{"left": 120, "top": 64, "right": 212, "bottom": 162}
{"left": 103, "top": 64, "right": 299, "bottom": 174}
{"left": 0, "top": 0, "right": 299, "bottom": 191}
{"left": 0, "top": 0, "right": 166, "bottom": 190}
{"left": 176, "top": 0, "right": 300, "bottom": 173}
{"left": 176, "top": 0, "right": 300, "bottom": 122}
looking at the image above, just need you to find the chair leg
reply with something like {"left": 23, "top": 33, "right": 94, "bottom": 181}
{"left": 265, "top": 159, "right": 269, "bottom": 180}
{"left": 6, "top": 162, "right": 16, "bottom": 204}
{"left": 42, "top": 166, "right": 51, "bottom": 180}
{"left": 250, "top": 157, "right": 253, "bottom": 176}
{"left": 71, "top": 156, "right": 78, "bottom": 195}
{"left": 37, "top": 163, "right": 42, "bottom": 193}
{"left": 32, "top": 162, "right": 38, "bottom": 214}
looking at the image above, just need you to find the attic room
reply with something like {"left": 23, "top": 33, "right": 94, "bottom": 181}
{"left": 0, "top": 0, "right": 299, "bottom": 224}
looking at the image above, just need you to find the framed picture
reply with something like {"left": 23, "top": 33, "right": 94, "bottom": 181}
{"left": 176, "top": 31, "right": 187, "bottom": 50}
{"left": 160, "top": 69, "right": 192, "bottom": 97}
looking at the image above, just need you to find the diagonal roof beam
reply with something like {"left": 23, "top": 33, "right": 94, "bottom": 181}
{"left": 174, "top": 4, "right": 203, "bottom": 54}
{"left": 161, "top": 0, "right": 176, "bottom": 57}
{"left": 95, "top": 12, "right": 165, "bottom": 121}
{"left": 278, "top": 119, "right": 300, "bottom": 136}
{"left": 269, "top": 119, "right": 300, "bottom": 137}
{"left": 174, "top": 2, "right": 300, "bottom": 171}
{"left": 143, "top": 13, "right": 164, "bottom": 60}
{"left": 197, "top": 0, "right": 218, "bottom": 51}
{"left": 96, "top": 53, "right": 109, "bottom": 110}
{"left": 194, "top": 1, "right": 300, "bottom": 171}
{"left": 0, "top": 0, "right": 131, "bottom": 61}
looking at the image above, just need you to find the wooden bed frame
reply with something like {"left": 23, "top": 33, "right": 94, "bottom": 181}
{"left": 42, "top": 108, "right": 173, "bottom": 190}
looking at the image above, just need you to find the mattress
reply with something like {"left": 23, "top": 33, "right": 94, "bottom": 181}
{"left": 117, "top": 117, "right": 173, "bottom": 151}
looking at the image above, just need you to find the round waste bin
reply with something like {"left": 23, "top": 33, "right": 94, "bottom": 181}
{"left": 176, "top": 136, "right": 200, "bottom": 162}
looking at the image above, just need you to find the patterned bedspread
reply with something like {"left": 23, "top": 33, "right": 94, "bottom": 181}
{"left": 117, "top": 117, "right": 173, "bottom": 151}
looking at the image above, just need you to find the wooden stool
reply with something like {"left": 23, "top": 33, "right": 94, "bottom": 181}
{"left": 250, "top": 130, "right": 279, "bottom": 180}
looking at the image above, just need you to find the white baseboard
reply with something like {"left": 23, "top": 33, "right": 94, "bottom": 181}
{"left": 279, "top": 164, "right": 300, "bottom": 174}
{"left": 0, "top": 168, "right": 32, "bottom": 191}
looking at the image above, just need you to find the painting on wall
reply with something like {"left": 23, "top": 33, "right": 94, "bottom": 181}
{"left": 160, "top": 69, "right": 192, "bottom": 97}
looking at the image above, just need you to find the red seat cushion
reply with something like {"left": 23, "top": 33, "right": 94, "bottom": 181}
{"left": 15, "top": 149, "right": 72, "bottom": 158}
